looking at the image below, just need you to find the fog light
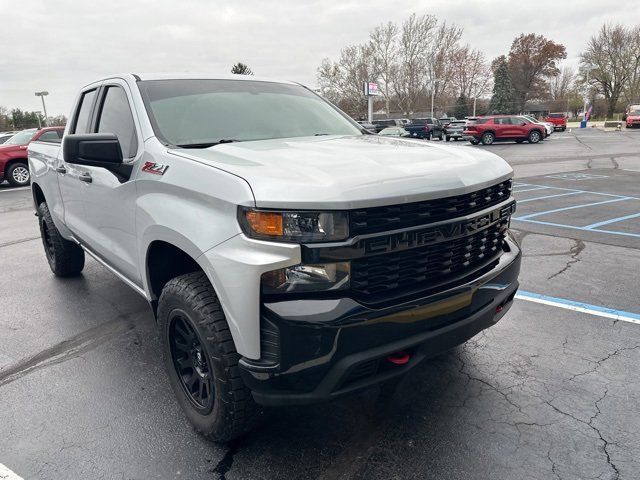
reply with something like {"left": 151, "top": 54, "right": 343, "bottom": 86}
{"left": 262, "top": 262, "right": 350, "bottom": 294}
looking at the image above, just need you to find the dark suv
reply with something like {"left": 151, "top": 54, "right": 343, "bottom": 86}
{"left": 405, "top": 118, "right": 444, "bottom": 140}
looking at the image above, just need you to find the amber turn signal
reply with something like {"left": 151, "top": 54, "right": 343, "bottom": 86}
{"left": 245, "top": 211, "right": 283, "bottom": 236}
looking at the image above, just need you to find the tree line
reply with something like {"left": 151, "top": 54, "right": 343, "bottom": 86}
{"left": 317, "top": 14, "right": 640, "bottom": 119}
{"left": 0, "top": 107, "right": 66, "bottom": 131}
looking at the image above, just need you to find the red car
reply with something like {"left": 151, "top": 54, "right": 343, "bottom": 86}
{"left": 0, "top": 127, "right": 64, "bottom": 186}
{"left": 544, "top": 113, "right": 567, "bottom": 131}
{"left": 625, "top": 106, "right": 640, "bottom": 128}
{"left": 464, "top": 116, "right": 546, "bottom": 145}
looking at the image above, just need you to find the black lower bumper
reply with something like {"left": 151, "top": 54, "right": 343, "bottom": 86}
{"left": 240, "top": 237, "right": 521, "bottom": 406}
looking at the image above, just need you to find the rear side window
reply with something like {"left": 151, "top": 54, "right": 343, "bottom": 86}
{"left": 38, "top": 130, "right": 63, "bottom": 143}
{"left": 73, "top": 89, "right": 97, "bottom": 134}
{"left": 96, "top": 86, "right": 138, "bottom": 158}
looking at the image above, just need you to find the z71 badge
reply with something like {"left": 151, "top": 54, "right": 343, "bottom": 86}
{"left": 141, "top": 161, "right": 169, "bottom": 175}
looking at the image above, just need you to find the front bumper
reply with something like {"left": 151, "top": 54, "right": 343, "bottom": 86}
{"left": 240, "top": 236, "right": 521, "bottom": 406}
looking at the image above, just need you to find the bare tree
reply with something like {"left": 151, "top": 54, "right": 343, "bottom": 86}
{"left": 317, "top": 44, "right": 379, "bottom": 117}
{"left": 451, "top": 46, "right": 492, "bottom": 102}
{"left": 393, "top": 13, "right": 438, "bottom": 114}
{"left": 581, "top": 23, "right": 634, "bottom": 117}
{"left": 548, "top": 66, "right": 575, "bottom": 100}
{"left": 623, "top": 25, "right": 640, "bottom": 104}
{"left": 426, "top": 21, "right": 463, "bottom": 107}
{"left": 369, "top": 22, "right": 399, "bottom": 116}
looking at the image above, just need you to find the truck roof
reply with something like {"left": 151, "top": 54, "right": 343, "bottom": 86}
{"left": 81, "top": 73, "right": 298, "bottom": 88}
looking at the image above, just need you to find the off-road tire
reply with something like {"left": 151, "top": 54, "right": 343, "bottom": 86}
{"left": 481, "top": 132, "right": 495, "bottom": 145}
{"left": 38, "top": 202, "right": 85, "bottom": 277}
{"left": 158, "top": 271, "right": 261, "bottom": 443}
{"left": 528, "top": 130, "right": 542, "bottom": 144}
{"left": 7, "top": 162, "right": 30, "bottom": 187}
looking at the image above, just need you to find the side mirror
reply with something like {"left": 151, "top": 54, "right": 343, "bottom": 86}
{"left": 63, "top": 134, "right": 123, "bottom": 167}
{"left": 521, "top": 122, "right": 527, "bottom": 126}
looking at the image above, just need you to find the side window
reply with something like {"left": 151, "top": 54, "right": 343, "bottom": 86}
{"left": 38, "top": 131, "right": 62, "bottom": 143}
{"left": 96, "top": 86, "right": 138, "bottom": 159}
{"left": 73, "top": 89, "right": 97, "bottom": 134}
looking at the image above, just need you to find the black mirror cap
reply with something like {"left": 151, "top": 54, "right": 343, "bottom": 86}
{"left": 63, "top": 133, "right": 123, "bottom": 167}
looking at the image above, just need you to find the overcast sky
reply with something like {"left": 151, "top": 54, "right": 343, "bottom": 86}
{"left": 1, "top": 0, "right": 638, "bottom": 116}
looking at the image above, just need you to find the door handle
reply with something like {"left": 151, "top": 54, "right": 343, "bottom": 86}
{"left": 78, "top": 173, "right": 93, "bottom": 183}
{"left": 56, "top": 166, "right": 67, "bottom": 174}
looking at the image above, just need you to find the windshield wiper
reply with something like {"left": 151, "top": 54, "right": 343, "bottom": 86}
{"left": 177, "top": 139, "right": 239, "bottom": 148}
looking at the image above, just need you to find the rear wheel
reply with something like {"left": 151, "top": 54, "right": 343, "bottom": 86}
{"left": 438, "top": 131, "right": 444, "bottom": 140}
{"left": 38, "top": 202, "right": 85, "bottom": 277}
{"left": 445, "top": 136, "right": 451, "bottom": 142}
{"left": 7, "top": 162, "right": 30, "bottom": 187}
{"left": 158, "top": 272, "right": 261, "bottom": 443}
{"left": 481, "top": 132, "right": 495, "bottom": 145}
{"left": 470, "top": 139, "right": 480, "bottom": 145}
{"left": 528, "top": 130, "right": 542, "bottom": 144}
{"left": 561, "top": 126, "right": 566, "bottom": 131}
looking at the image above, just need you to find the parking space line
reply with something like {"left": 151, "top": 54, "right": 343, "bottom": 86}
{"left": 513, "top": 186, "right": 549, "bottom": 193}
{"left": 511, "top": 183, "right": 640, "bottom": 200}
{"left": 512, "top": 218, "right": 640, "bottom": 238}
{"left": 583, "top": 212, "right": 640, "bottom": 229}
{"left": 517, "top": 191, "right": 583, "bottom": 203}
{"left": 0, "top": 463, "right": 24, "bottom": 480}
{"left": 514, "top": 197, "right": 633, "bottom": 220}
{"left": 0, "top": 187, "right": 29, "bottom": 194}
{"left": 515, "top": 291, "right": 640, "bottom": 325}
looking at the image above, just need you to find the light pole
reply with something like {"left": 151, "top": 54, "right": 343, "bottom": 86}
{"left": 579, "top": 66, "right": 595, "bottom": 120}
{"left": 34, "top": 91, "right": 49, "bottom": 126}
{"left": 34, "top": 110, "right": 42, "bottom": 128}
{"left": 430, "top": 79, "right": 442, "bottom": 118}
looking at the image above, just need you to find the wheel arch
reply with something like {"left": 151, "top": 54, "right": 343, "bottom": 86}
{"left": 4, "top": 157, "right": 28, "bottom": 177}
{"left": 32, "top": 182, "right": 46, "bottom": 209}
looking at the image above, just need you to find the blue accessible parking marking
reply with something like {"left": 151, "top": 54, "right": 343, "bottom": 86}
{"left": 511, "top": 182, "right": 640, "bottom": 239}
{"left": 544, "top": 173, "right": 609, "bottom": 180}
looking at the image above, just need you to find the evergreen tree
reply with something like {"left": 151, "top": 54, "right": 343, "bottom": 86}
{"left": 454, "top": 94, "right": 469, "bottom": 119}
{"left": 489, "top": 56, "right": 515, "bottom": 114}
{"left": 231, "top": 62, "right": 254, "bottom": 75}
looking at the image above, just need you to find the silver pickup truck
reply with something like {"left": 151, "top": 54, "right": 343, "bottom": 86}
{"left": 28, "top": 73, "right": 521, "bottom": 442}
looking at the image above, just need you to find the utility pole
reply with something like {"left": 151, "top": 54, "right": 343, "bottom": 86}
{"left": 430, "top": 79, "right": 441, "bottom": 118}
{"left": 473, "top": 97, "right": 477, "bottom": 117}
{"left": 35, "top": 91, "right": 49, "bottom": 126}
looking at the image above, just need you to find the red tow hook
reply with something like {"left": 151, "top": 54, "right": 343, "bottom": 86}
{"left": 387, "top": 350, "right": 410, "bottom": 366}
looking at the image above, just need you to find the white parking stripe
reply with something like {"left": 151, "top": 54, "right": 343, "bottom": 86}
{"left": 0, "top": 187, "right": 29, "bottom": 193}
{"left": 0, "top": 463, "right": 24, "bottom": 480}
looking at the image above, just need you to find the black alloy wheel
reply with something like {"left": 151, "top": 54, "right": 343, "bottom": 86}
{"left": 169, "top": 311, "right": 215, "bottom": 413}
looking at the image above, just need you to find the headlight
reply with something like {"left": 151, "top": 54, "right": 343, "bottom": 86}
{"left": 238, "top": 207, "right": 349, "bottom": 243}
{"left": 262, "top": 262, "right": 350, "bottom": 294}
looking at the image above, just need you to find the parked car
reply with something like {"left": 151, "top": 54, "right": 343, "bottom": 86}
{"left": 28, "top": 73, "right": 520, "bottom": 442}
{"left": 520, "top": 115, "right": 552, "bottom": 137}
{"left": 378, "top": 126, "right": 410, "bottom": 137}
{"left": 405, "top": 117, "right": 444, "bottom": 140}
{"left": 622, "top": 104, "right": 640, "bottom": 121}
{"left": 544, "top": 113, "right": 567, "bottom": 131}
{"left": 357, "top": 120, "right": 377, "bottom": 132}
{"left": 464, "top": 115, "right": 545, "bottom": 145}
{"left": 0, "top": 127, "right": 64, "bottom": 186}
{"left": 439, "top": 116, "right": 455, "bottom": 127}
{"left": 0, "top": 131, "right": 18, "bottom": 144}
{"left": 371, "top": 119, "right": 404, "bottom": 133}
{"left": 625, "top": 106, "right": 640, "bottom": 128}
{"left": 444, "top": 120, "right": 467, "bottom": 141}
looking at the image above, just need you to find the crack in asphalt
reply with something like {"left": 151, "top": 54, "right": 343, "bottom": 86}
{"left": 0, "top": 314, "right": 141, "bottom": 387}
{"left": 545, "top": 397, "right": 620, "bottom": 480}
{"left": 569, "top": 345, "right": 640, "bottom": 382}
{"left": 610, "top": 157, "right": 620, "bottom": 169}
{"left": 0, "top": 236, "right": 40, "bottom": 249}
{"left": 547, "top": 239, "right": 585, "bottom": 280}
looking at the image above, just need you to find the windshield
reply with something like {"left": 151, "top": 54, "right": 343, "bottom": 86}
{"left": 630, "top": 110, "right": 640, "bottom": 116}
{"left": 6, "top": 129, "right": 36, "bottom": 145}
{"left": 548, "top": 113, "right": 564, "bottom": 118}
{"left": 138, "top": 79, "right": 362, "bottom": 147}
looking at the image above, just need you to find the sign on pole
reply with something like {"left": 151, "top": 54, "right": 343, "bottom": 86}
{"left": 363, "top": 82, "right": 380, "bottom": 97}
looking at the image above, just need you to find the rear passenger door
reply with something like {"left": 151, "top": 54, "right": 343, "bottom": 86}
{"left": 59, "top": 87, "right": 99, "bottom": 236}
{"left": 73, "top": 81, "right": 143, "bottom": 284}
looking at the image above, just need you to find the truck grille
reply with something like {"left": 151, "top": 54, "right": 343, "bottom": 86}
{"left": 351, "top": 219, "right": 508, "bottom": 300}
{"left": 349, "top": 180, "right": 512, "bottom": 236}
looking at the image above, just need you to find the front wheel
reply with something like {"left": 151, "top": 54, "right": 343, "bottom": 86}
{"left": 7, "top": 162, "right": 30, "bottom": 187}
{"left": 528, "top": 130, "right": 541, "bottom": 144}
{"left": 438, "top": 132, "right": 444, "bottom": 140}
{"left": 481, "top": 132, "right": 495, "bottom": 145}
{"left": 470, "top": 139, "right": 480, "bottom": 145}
{"left": 158, "top": 271, "right": 261, "bottom": 443}
{"left": 38, "top": 202, "right": 85, "bottom": 277}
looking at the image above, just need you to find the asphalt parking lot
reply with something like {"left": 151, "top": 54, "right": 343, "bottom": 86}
{"left": 1, "top": 127, "right": 640, "bottom": 480}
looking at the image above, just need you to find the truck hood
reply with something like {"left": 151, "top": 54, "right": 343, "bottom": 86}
{"left": 168, "top": 135, "right": 513, "bottom": 209}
